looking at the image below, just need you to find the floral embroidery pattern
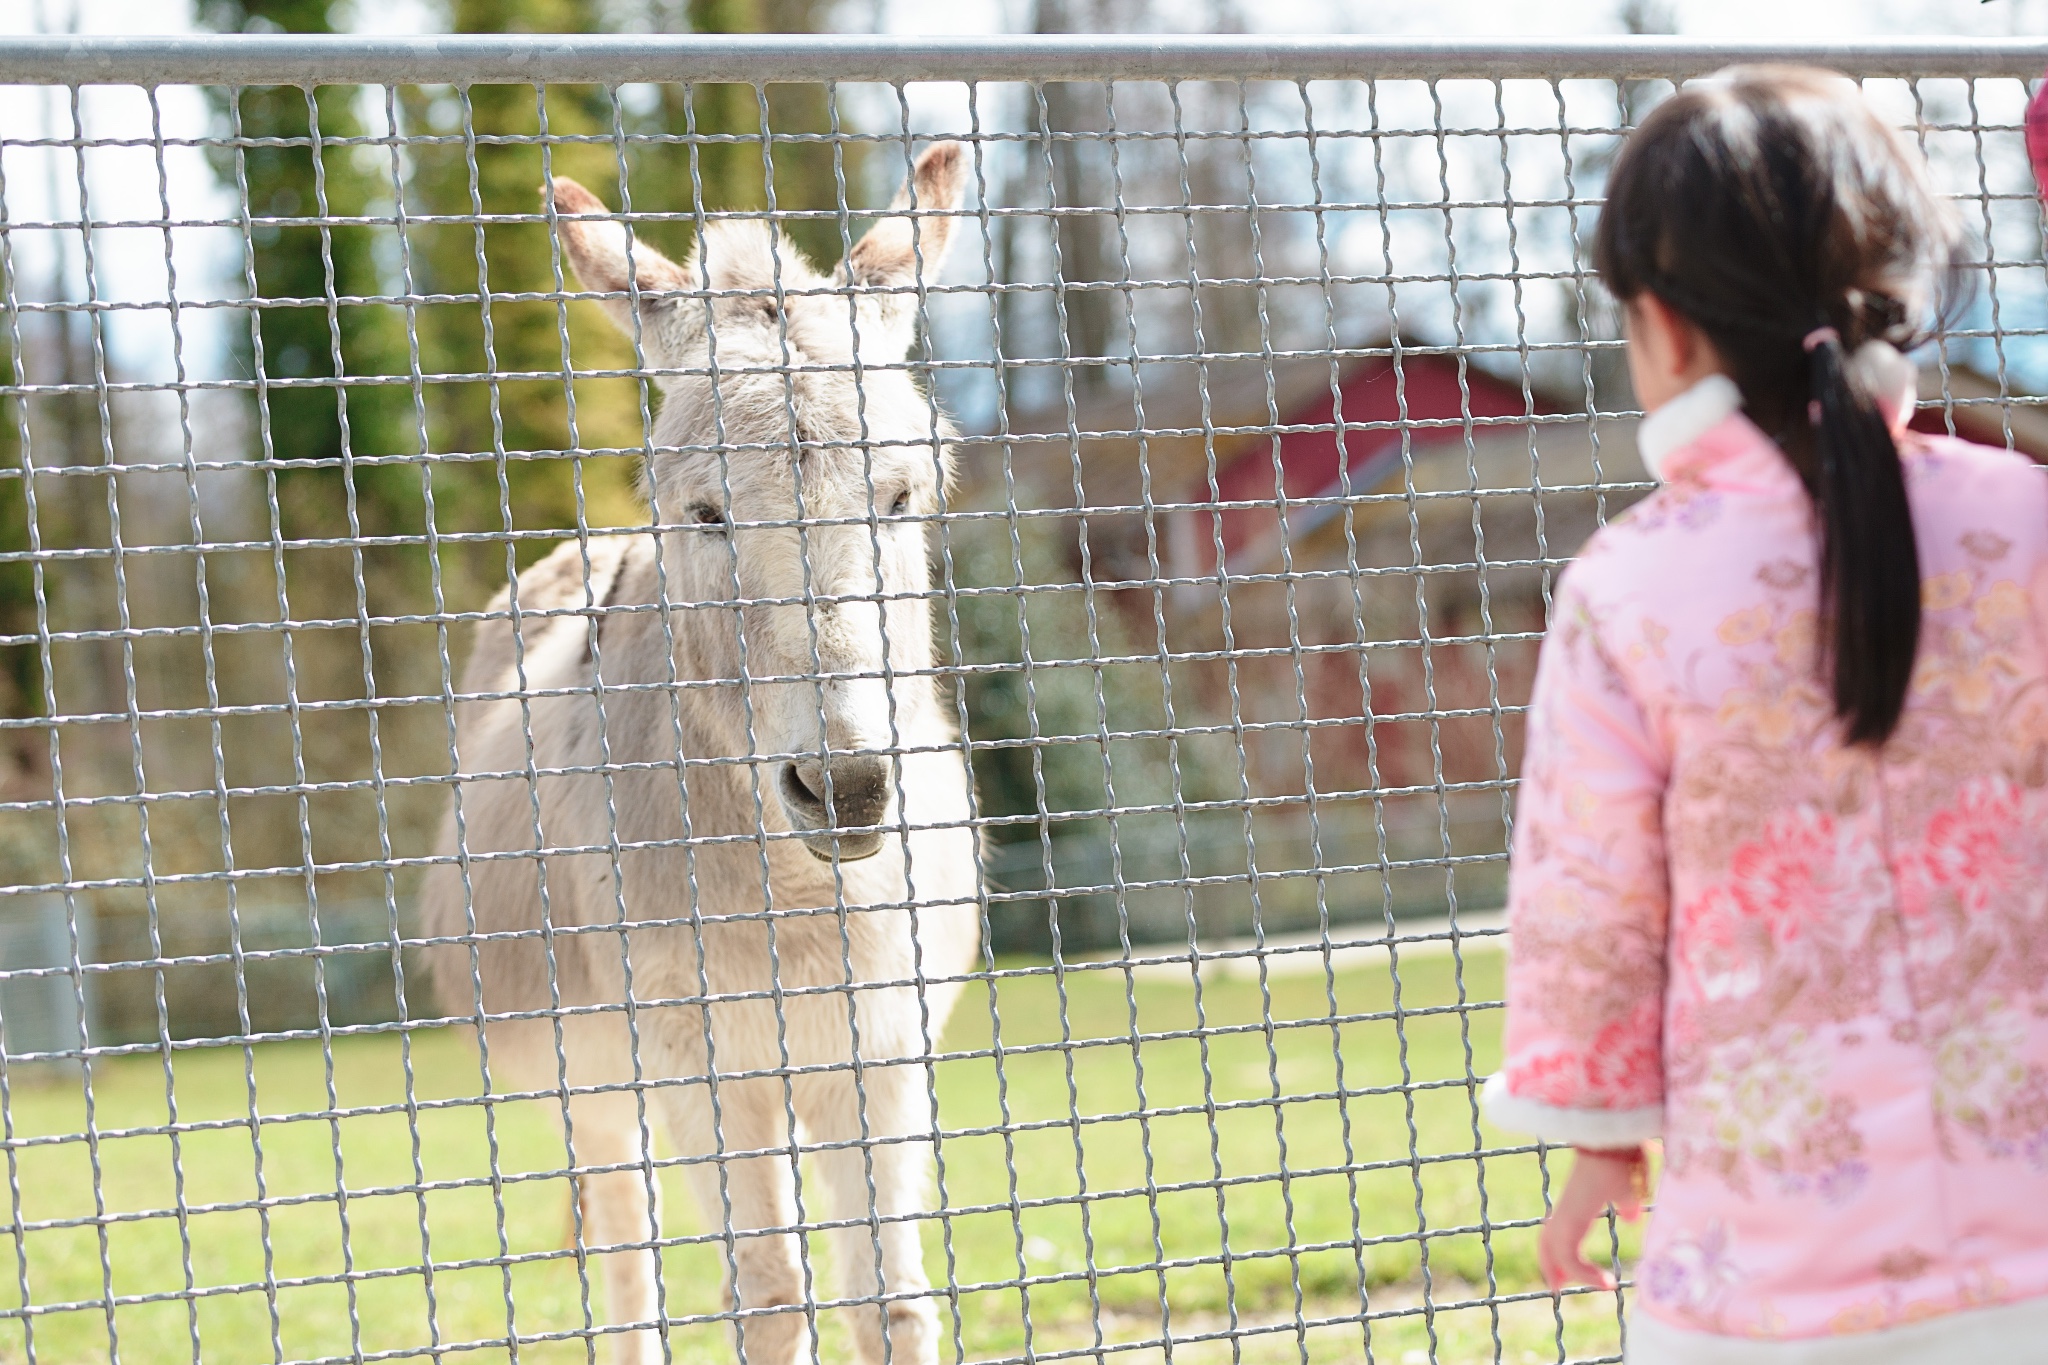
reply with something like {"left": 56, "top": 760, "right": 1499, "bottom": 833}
{"left": 1664, "top": 1027, "right": 1867, "bottom": 1202}
{"left": 1494, "top": 428, "right": 2048, "bottom": 1339}
{"left": 1639, "top": 1222, "right": 1743, "bottom": 1326}
{"left": 1916, "top": 778, "right": 2025, "bottom": 915}
{"left": 1931, "top": 1005, "right": 2048, "bottom": 1165}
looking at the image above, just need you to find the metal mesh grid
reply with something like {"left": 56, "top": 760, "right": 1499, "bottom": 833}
{"left": 0, "top": 37, "right": 2041, "bottom": 1365}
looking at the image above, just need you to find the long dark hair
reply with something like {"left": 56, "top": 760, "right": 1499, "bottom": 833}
{"left": 1595, "top": 66, "right": 1962, "bottom": 744}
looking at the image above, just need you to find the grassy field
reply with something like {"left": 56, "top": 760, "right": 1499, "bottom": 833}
{"left": 0, "top": 943, "right": 1637, "bottom": 1364}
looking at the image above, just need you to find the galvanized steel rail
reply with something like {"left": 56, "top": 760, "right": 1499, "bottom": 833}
{"left": 0, "top": 33, "right": 2044, "bottom": 85}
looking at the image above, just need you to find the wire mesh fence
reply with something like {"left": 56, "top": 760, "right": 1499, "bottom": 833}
{"left": 0, "top": 33, "right": 2044, "bottom": 1365}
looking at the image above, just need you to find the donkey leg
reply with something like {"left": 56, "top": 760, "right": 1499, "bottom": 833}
{"left": 480, "top": 1010, "right": 669, "bottom": 1365}
{"left": 666, "top": 1072, "right": 816, "bottom": 1365}
{"left": 568, "top": 1088, "right": 667, "bottom": 1365}
{"left": 799, "top": 1061, "right": 941, "bottom": 1365}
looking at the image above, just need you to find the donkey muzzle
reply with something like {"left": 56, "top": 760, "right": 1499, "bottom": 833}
{"left": 778, "top": 753, "right": 894, "bottom": 862}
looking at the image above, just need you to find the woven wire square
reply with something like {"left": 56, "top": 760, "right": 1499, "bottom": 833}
{"left": 0, "top": 43, "right": 2036, "bottom": 1365}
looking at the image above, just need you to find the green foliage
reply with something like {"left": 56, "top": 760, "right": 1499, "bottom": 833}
{"left": 0, "top": 340, "right": 30, "bottom": 726}
{"left": 202, "top": 0, "right": 630, "bottom": 621}
{"left": 0, "top": 297, "right": 71, "bottom": 898}
{"left": 199, "top": 0, "right": 424, "bottom": 560}
{"left": 197, "top": 0, "right": 859, "bottom": 615}
{"left": 397, "top": 0, "right": 639, "bottom": 605}
{"left": 677, "top": 0, "right": 866, "bottom": 269}
{"left": 389, "top": 0, "right": 847, "bottom": 604}
{"left": 184, "top": 0, "right": 465, "bottom": 918}
{"left": 946, "top": 510, "right": 1237, "bottom": 953}
{"left": 190, "top": 0, "right": 856, "bottom": 612}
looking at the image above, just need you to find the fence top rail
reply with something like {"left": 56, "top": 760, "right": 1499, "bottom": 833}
{"left": 0, "top": 33, "right": 2045, "bottom": 88}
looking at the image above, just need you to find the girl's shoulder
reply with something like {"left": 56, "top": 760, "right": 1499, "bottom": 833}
{"left": 1558, "top": 473, "right": 1777, "bottom": 614}
{"left": 1568, "top": 432, "right": 2048, "bottom": 610}
{"left": 1900, "top": 432, "right": 2048, "bottom": 547}
{"left": 1901, "top": 428, "right": 2046, "bottom": 477}
{"left": 1904, "top": 429, "right": 2044, "bottom": 479}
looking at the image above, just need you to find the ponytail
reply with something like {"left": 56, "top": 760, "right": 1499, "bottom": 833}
{"left": 1593, "top": 66, "right": 1961, "bottom": 749}
{"left": 1802, "top": 326, "right": 1920, "bottom": 745}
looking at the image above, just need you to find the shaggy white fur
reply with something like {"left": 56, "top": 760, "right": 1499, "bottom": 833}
{"left": 1480, "top": 1072, "right": 1664, "bottom": 1147}
{"left": 423, "top": 144, "right": 978, "bottom": 1365}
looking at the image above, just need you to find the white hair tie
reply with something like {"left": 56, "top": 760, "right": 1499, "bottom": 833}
{"left": 1845, "top": 339, "right": 1917, "bottom": 431}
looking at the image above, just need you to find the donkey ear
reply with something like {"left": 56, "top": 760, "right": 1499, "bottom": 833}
{"left": 547, "top": 177, "right": 693, "bottom": 338}
{"left": 846, "top": 141, "right": 967, "bottom": 290}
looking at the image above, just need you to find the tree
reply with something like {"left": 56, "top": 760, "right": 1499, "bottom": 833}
{"left": 189, "top": 0, "right": 450, "bottom": 936}
{"left": 127, "top": 0, "right": 855, "bottom": 1038}
{"left": 0, "top": 310, "right": 47, "bottom": 897}
{"left": 394, "top": 0, "right": 846, "bottom": 609}
{"left": 197, "top": 0, "right": 424, "bottom": 572}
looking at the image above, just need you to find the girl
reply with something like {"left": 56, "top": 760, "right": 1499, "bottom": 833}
{"left": 1484, "top": 66, "right": 2048, "bottom": 1361}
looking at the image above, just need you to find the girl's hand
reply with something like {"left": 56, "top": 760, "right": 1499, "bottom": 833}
{"left": 1538, "top": 1145, "right": 1649, "bottom": 1292}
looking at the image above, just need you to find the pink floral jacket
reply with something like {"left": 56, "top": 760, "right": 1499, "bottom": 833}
{"left": 1485, "top": 402, "right": 2048, "bottom": 1353}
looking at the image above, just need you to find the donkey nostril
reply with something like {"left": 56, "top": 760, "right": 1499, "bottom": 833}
{"left": 778, "top": 755, "right": 894, "bottom": 861}
{"left": 780, "top": 760, "right": 827, "bottom": 816}
{"left": 779, "top": 755, "right": 892, "bottom": 832}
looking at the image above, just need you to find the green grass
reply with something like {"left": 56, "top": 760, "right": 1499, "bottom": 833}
{"left": 0, "top": 945, "right": 1636, "bottom": 1364}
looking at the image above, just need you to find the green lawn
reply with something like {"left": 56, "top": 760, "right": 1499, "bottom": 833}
{"left": 0, "top": 943, "right": 1636, "bottom": 1364}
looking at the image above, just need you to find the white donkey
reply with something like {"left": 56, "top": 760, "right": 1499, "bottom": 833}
{"left": 422, "top": 144, "right": 980, "bottom": 1365}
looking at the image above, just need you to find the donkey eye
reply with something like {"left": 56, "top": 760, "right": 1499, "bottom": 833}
{"left": 691, "top": 503, "right": 727, "bottom": 530}
{"left": 888, "top": 489, "right": 911, "bottom": 517}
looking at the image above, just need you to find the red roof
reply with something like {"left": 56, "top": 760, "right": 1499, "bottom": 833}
{"left": 1206, "top": 351, "right": 1549, "bottom": 558}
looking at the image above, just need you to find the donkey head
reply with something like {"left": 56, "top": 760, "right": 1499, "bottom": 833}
{"left": 549, "top": 143, "right": 968, "bottom": 861}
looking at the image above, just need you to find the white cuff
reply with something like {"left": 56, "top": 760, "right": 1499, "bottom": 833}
{"left": 1482, "top": 1072, "right": 1663, "bottom": 1147}
{"left": 1628, "top": 1293, "right": 2048, "bottom": 1364}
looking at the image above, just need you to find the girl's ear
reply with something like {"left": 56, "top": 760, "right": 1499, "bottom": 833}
{"left": 547, "top": 177, "right": 694, "bottom": 340}
{"left": 842, "top": 142, "right": 968, "bottom": 357}
{"left": 1626, "top": 292, "right": 1723, "bottom": 411}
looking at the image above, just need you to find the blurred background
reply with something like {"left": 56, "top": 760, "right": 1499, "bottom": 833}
{"left": 3, "top": 0, "right": 2045, "bottom": 1046}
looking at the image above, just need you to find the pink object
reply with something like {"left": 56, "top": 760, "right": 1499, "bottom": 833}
{"left": 2028, "top": 72, "right": 2048, "bottom": 201}
{"left": 1801, "top": 325, "right": 1840, "bottom": 352}
{"left": 1486, "top": 410, "right": 2048, "bottom": 1354}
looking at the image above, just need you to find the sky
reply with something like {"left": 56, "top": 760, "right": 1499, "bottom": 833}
{"left": 4, "top": 0, "right": 2047, "bottom": 430}
{"left": 8, "top": 0, "right": 2048, "bottom": 38}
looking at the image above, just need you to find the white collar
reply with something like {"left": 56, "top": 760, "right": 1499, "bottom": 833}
{"left": 1636, "top": 373, "right": 1743, "bottom": 481}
